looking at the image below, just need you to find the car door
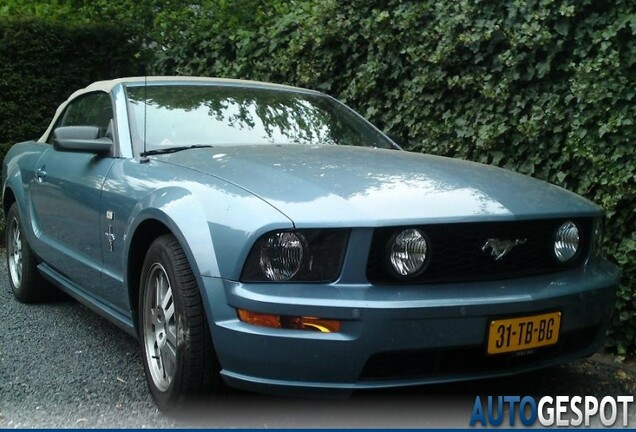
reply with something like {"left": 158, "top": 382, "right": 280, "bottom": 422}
{"left": 30, "top": 92, "right": 116, "bottom": 297}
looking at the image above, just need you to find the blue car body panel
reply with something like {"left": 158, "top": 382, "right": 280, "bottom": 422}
{"left": 162, "top": 145, "right": 599, "bottom": 226}
{"left": 2, "top": 77, "right": 619, "bottom": 395}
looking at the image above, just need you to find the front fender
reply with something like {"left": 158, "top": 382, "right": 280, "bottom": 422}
{"left": 122, "top": 181, "right": 293, "bottom": 328}
{"left": 124, "top": 186, "right": 218, "bottom": 279}
{"left": 2, "top": 142, "right": 50, "bottom": 250}
{"left": 3, "top": 162, "right": 27, "bottom": 216}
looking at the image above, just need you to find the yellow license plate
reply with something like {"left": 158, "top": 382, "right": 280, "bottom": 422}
{"left": 487, "top": 312, "right": 561, "bottom": 355}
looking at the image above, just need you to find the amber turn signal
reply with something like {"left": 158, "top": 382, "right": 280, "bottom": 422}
{"left": 237, "top": 309, "right": 341, "bottom": 333}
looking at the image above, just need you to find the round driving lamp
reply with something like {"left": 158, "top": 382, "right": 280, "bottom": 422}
{"left": 259, "top": 232, "right": 305, "bottom": 281}
{"left": 388, "top": 228, "right": 429, "bottom": 278}
{"left": 554, "top": 221, "right": 580, "bottom": 262}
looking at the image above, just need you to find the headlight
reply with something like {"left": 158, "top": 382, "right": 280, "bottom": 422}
{"left": 554, "top": 221, "right": 580, "bottom": 262}
{"left": 242, "top": 229, "right": 349, "bottom": 282}
{"left": 388, "top": 228, "right": 429, "bottom": 278}
{"left": 259, "top": 232, "right": 305, "bottom": 281}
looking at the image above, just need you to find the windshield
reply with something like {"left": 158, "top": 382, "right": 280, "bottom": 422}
{"left": 125, "top": 84, "right": 395, "bottom": 152}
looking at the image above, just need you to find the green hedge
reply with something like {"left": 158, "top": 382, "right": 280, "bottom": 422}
{"left": 152, "top": 0, "right": 636, "bottom": 353}
{"left": 0, "top": 17, "right": 144, "bottom": 161}
{"left": 0, "top": 17, "right": 144, "bottom": 239}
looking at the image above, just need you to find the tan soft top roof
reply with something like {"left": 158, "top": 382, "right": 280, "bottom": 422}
{"left": 74, "top": 76, "right": 314, "bottom": 96}
{"left": 40, "top": 76, "right": 319, "bottom": 142}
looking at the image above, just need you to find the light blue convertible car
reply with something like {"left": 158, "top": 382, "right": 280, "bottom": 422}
{"left": 3, "top": 77, "right": 620, "bottom": 410}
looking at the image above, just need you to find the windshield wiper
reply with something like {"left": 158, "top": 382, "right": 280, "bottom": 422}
{"left": 140, "top": 144, "right": 213, "bottom": 157}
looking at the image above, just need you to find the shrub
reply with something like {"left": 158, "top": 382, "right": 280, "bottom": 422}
{"left": 0, "top": 17, "right": 144, "bottom": 241}
{"left": 0, "top": 17, "right": 144, "bottom": 151}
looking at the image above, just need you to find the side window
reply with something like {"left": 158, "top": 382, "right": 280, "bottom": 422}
{"left": 48, "top": 92, "right": 114, "bottom": 143}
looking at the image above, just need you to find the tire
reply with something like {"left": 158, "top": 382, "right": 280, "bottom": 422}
{"left": 138, "top": 234, "right": 222, "bottom": 411}
{"left": 6, "top": 202, "right": 53, "bottom": 303}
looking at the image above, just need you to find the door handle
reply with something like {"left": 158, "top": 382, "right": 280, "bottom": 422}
{"left": 35, "top": 167, "right": 47, "bottom": 182}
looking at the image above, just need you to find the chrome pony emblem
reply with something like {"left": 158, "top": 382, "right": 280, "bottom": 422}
{"left": 481, "top": 238, "right": 527, "bottom": 260}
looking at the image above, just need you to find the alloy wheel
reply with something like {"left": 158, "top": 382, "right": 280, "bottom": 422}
{"left": 8, "top": 217, "right": 22, "bottom": 289}
{"left": 142, "top": 262, "right": 178, "bottom": 392}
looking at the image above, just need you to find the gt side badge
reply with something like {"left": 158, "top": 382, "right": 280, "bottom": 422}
{"left": 105, "top": 211, "right": 115, "bottom": 251}
{"left": 105, "top": 225, "right": 116, "bottom": 252}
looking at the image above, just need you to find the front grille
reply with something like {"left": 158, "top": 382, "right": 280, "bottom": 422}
{"left": 360, "top": 326, "right": 600, "bottom": 381}
{"left": 367, "top": 218, "right": 592, "bottom": 284}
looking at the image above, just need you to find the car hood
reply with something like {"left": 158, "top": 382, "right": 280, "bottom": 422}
{"left": 157, "top": 145, "right": 600, "bottom": 226}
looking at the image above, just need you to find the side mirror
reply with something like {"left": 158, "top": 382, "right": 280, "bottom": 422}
{"left": 53, "top": 126, "right": 113, "bottom": 154}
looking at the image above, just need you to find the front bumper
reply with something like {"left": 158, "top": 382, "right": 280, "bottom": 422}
{"left": 201, "top": 258, "right": 619, "bottom": 395}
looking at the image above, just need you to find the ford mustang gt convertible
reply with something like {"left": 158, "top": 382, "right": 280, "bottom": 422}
{"left": 3, "top": 77, "right": 620, "bottom": 410}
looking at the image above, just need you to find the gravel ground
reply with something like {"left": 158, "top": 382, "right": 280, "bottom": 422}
{"left": 0, "top": 249, "right": 634, "bottom": 428}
